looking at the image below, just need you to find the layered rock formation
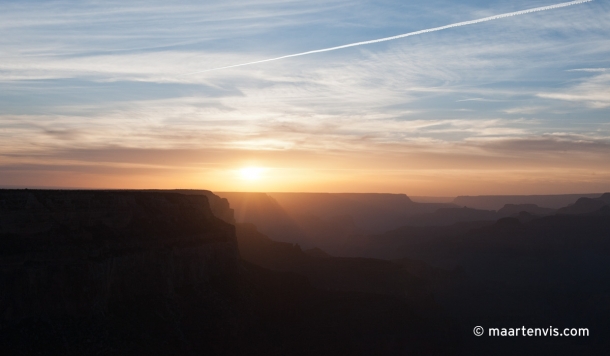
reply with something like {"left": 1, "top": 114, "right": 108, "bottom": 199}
{"left": 215, "top": 192, "right": 307, "bottom": 245}
{"left": 496, "top": 203, "right": 556, "bottom": 217}
{"left": 0, "top": 189, "right": 459, "bottom": 356}
{"left": 0, "top": 190, "right": 239, "bottom": 354}
{"left": 143, "top": 189, "right": 235, "bottom": 224}
{"left": 557, "top": 194, "right": 610, "bottom": 215}
{"left": 452, "top": 193, "right": 603, "bottom": 210}
{"left": 0, "top": 190, "right": 238, "bottom": 323}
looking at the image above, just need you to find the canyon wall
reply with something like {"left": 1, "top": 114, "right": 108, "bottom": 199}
{"left": 0, "top": 190, "right": 238, "bottom": 324}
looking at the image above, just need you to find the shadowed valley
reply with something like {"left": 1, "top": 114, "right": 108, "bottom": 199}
{"left": 1, "top": 189, "right": 609, "bottom": 355}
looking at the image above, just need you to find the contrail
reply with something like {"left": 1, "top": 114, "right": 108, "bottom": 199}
{"left": 183, "top": 0, "right": 593, "bottom": 75}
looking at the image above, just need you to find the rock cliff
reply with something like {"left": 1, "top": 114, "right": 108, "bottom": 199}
{"left": 0, "top": 190, "right": 238, "bottom": 323}
{"left": 142, "top": 189, "right": 235, "bottom": 224}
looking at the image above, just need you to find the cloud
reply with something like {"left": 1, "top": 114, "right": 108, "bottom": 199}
{"left": 567, "top": 68, "right": 608, "bottom": 72}
{"left": 457, "top": 98, "right": 506, "bottom": 102}
{"left": 1, "top": 0, "right": 609, "bottom": 193}
{"left": 502, "top": 106, "right": 546, "bottom": 114}
{"left": 469, "top": 134, "right": 610, "bottom": 154}
{"left": 538, "top": 72, "right": 610, "bottom": 108}
{"left": 184, "top": 0, "right": 594, "bottom": 74}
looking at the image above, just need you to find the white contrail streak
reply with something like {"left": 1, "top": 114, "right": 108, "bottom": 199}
{"left": 183, "top": 0, "right": 593, "bottom": 75}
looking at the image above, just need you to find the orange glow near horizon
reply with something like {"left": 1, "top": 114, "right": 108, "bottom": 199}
{"left": 1, "top": 143, "right": 609, "bottom": 196}
{"left": 2, "top": 162, "right": 609, "bottom": 196}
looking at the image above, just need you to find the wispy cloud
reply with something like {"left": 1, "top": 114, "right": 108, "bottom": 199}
{"left": 538, "top": 72, "right": 610, "bottom": 108}
{"left": 184, "top": 0, "right": 594, "bottom": 74}
{"left": 1, "top": 0, "right": 609, "bottom": 193}
{"left": 567, "top": 68, "right": 608, "bottom": 72}
{"left": 503, "top": 106, "right": 546, "bottom": 114}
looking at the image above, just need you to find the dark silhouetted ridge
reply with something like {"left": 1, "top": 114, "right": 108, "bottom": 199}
{"left": 0, "top": 189, "right": 459, "bottom": 355}
{"left": 497, "top": 203, "right": 555, "bottom": 217}
{"left": 453, "top": 193, "right": 603, "bottom": 210}
{"left": 557, "top": 194, "right": 610, "bottom": 215}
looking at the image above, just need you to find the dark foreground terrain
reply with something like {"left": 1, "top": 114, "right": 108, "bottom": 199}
{"left": 2, "top": 189, "right": 609, "bottom": 355}
{"left": 0, "top": 190, "right": 458, "bottom": 355}
{"left": 226, "top": 191, "right": 610, "bottom": 355}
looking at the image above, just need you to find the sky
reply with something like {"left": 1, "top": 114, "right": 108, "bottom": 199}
{"left": 1, "top": 0, "right": 610, "bottom": 195}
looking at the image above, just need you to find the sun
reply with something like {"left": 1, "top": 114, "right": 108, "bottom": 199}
{"left": 239, "top": 167, "right": 265, "bottom": 181}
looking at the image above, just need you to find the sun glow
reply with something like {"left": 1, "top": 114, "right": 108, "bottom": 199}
{"left": 239, "top": 167, "right": 265, "bottom": 181}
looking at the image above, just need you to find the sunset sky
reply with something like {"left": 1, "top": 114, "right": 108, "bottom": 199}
{"left": 1, "top": 0, "right": 609, "bottom": 195}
